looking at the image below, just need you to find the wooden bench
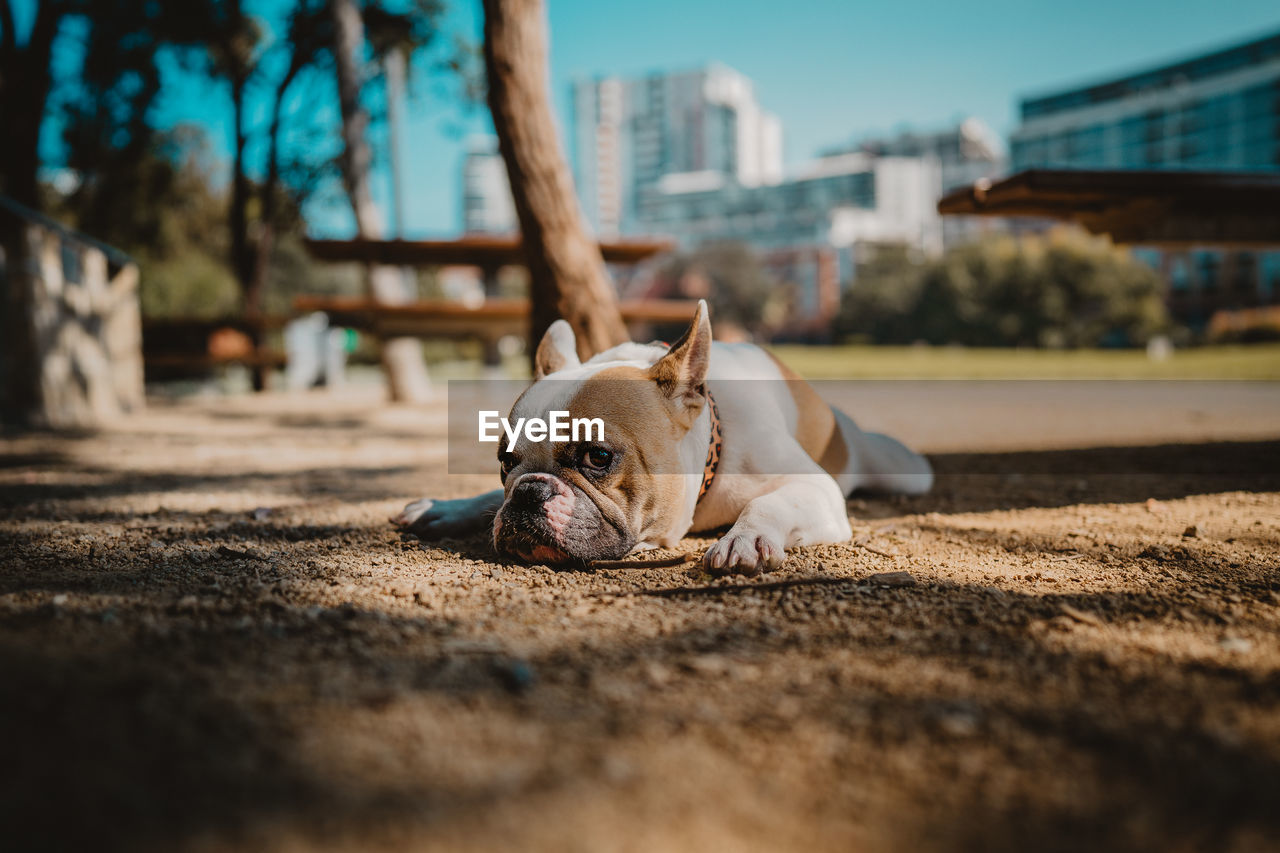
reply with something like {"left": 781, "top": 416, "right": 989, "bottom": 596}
{"left": 291, "top": 296, "right": 700, "bottom": 363}
{"left": 298, "top": 235, "right": 683, "bottom": 369}
{"left": 141, "top": 318, "right": 288, "bottom": 381}
{"left": 292, "top": 295, "right": 698, "bottom": 337}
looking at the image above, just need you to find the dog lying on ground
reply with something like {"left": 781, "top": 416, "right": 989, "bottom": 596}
{"left": 395, "top": 301, "right": 932, "bottom": 575}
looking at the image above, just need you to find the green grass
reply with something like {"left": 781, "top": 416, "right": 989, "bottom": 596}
{"left": 766, "top": 343, "right": 1280, "bottom": 380}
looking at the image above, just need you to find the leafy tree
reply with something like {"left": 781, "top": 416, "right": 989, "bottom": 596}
{"left": 122, "top": 127, "right": 241, "bottom": 320}
{"left": 0, "top": 0, "right": 216, "bottom": 211}
{"left": 836, "top": 229, "right": 1168, "bottom": 347}
{"left": 46, "top": 122, "right": 359, "bottom": 321}
{"left": 829, "top": 244, "right": 924, "bottom": 344}
{"left": 662, "top": 241, "right": 782, "bottom": 337}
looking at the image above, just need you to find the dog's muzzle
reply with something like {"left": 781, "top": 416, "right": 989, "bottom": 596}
{"left": 492, "top": 473, "right": 631, "bottom": 565}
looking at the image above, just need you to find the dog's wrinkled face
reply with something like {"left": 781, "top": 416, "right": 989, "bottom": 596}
{"left": 492, "top": 305, "right": 712, "bottom": 566}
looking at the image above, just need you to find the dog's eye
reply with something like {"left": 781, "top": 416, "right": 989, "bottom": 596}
{"left": 580, "top": 447, "right": 613, "bottom": 471}
{"left": 499, "top": 452, "right": 519, "bottom": 477}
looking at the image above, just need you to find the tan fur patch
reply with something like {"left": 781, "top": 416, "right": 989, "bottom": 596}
{"left": 566, "top": 366, "right": 693, "bottom": 544}
{"left": 766, "top": 352, "right": 848, "bottom": 479}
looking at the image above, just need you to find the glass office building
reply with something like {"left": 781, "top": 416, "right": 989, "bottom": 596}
{"left": 1012, "top": 31, "right": 1280, "bottom": 172}
{"left": 1010, "top": 30, "right": 1280, "bottom": 324}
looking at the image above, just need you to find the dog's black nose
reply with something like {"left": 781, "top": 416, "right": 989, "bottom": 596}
{"left": 511, "top": 477, "right": 554, "bottom": 508}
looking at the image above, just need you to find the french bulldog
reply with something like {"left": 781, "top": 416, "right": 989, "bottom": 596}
{"left": 395, "top": 301, "right": 932, "bottom": 575}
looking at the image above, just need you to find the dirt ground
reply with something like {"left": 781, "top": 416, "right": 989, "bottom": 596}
{"left": 2, "top": 384, "right": 1279, "bottom": 852}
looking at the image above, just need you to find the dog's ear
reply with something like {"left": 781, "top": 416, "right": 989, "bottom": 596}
{"left": 534, "top": 319, "right": 581, "bottom": 379}
{"left": 647, "top": 299, "right": 712, "bottom": 419}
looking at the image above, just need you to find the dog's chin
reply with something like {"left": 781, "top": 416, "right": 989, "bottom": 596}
{"left": 513, "top": 542, "right": 572, "bottom": 564}
{"left": 492, "top": 478, "right": 636, "bottom": 566}
{"left": 493, "top": 523, "right": 608, "bottom": 565}
{"left": 493, "top": 520, "right": 631, "bottom": 566}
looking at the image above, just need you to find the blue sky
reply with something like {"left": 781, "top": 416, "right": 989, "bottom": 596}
{"left": 41, "top": 0, "right": 1280, "bottom": 236}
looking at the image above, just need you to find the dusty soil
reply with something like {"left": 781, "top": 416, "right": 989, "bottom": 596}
{"left": 2, "top": 385, "right": 1280, "bottom": 852}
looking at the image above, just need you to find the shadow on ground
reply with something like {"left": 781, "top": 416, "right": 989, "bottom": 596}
{"left": 2, "top": 560, "right": 1278, "bottom": 852}
{"left": 2, "top": 425, "right": 1279, "bottom": 851}
{"left": 4, "top": 440, "right": 1278, "bottom": 520}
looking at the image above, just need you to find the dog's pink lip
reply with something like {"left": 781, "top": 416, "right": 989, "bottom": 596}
{"left": 494, "top": 472, "right": 578, "bottom": 565}
{"left": 520, "top": 544, "right": 569, "bottom": 564}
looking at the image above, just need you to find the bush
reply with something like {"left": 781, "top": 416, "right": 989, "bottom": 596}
{"left": 661, "top": 242, "right": 785, "bottom": 337}
{"left": 836, "top": 229, "right": 1169, "bottom": 347}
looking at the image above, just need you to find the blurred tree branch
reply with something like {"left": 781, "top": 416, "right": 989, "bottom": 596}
{"left": 2, "top": 0, "right": 477, "bottom": 397}
{"left": 0, "top": 0, "right": 16, "bottom": 61}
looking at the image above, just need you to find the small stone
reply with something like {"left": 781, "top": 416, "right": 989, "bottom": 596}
{"left": 51, "top": 594, "right": 69, "bottom": 606}
{"left": 489, "top": 567, "right": 505, "bottom": 581}
{"left": 251, "top": 507, "right": 273, "bottom": 521}
{"left": 938, "top": 710, "right": 979, "bottom": 737}
{"left": 642, "top": 662, "right": 672, "bottom": 687}
{"left": 869, "top": 571, "right": 916, "bottom": 588}
{"left": 683, "top": 654, "right": 730, "bottom": 676}
{"left": 1182, "top": 525, "right": 1198, "bottom": 538}
{"left": 1139, "top": 544, "right": 1172, "bottom": 561}
{"left": 1145, "top": 499, "right": 1168, "bottom": 514}
{"left": 601, "top": 754, "right": 635, "bottom": 784}
{"left": 1219, "top": 637, "right": 1253, "bottom": 654}
{"left": 1060, "top": 604, "right": 1103, "bottom": 627}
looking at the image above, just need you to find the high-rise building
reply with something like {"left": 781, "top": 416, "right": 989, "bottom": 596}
{"left": 1011, "top": 31, "right": 1280, "bottom": 173}
{"left": 824, "top": 118, "right": 1008, "bottom": 247}
{"left": 639, "top": 153, "right": 941, "bottom": 255}
{"left": 461, "top": 136, "right": 516, "bottom": 235}
{"left": 631, "top": 152, "right": 943, "bottom": 334}
{"left": 1009, "top": 30, "right": 1280, "bottom": 322}
{"left": 572, "top": 64, "right": 783, "bottom": 235}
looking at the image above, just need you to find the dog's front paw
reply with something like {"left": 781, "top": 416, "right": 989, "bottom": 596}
{"left": 703, "top": 528, "right": 786, "bottom": 576}
{"left": 393, "top": 496, "right": 492, "bottom": 539}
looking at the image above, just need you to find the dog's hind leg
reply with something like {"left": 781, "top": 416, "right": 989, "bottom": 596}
{"left": 831, "top": 408, "right": 933, "bottom": 497}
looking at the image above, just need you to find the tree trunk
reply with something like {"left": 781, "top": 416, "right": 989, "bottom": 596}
{"left": 1, "top": 2, "right": 63, "bottom": 422}
{"left": 228, "top": 67, "right": 270, "bottom": 391}
{"left": 242, "top": 53, "right": 305, "bottom": 392}
{"left": 481, "top": 0, "right": 629, "bottom": 362}
{"left": 0, "top": 1, "right": 60, "bottom": 210}
{"left": 330, "top": 0, "right": 431, "bottom": 403}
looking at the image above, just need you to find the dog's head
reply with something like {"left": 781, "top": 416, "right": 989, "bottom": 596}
{"left": 492, "top": 301, "right": 713, "bottom": 565}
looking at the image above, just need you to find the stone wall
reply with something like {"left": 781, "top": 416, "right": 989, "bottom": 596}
{"left": 1, "top": 200, "right": 144, "bottom": 428}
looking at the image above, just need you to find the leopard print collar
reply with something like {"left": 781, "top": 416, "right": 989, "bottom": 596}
{"left": 650, "top": 340, "right": 721, "bottom": 505}
{"left": 697, "top": 386, "right": 722, "bottom": 504}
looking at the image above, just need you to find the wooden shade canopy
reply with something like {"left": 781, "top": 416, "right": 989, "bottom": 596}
{"left": 937, "top": 169, "right": 1280, "bottom": 247}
